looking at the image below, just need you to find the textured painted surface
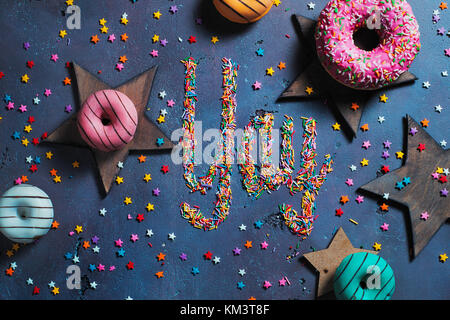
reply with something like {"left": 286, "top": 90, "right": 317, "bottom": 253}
{"left": 0, "top": 0, "right": 448, "bottom": 299}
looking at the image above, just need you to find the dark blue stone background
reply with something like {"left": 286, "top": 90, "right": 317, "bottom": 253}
{"left": 0, "top": 0, "right": 448, "bottom": 300}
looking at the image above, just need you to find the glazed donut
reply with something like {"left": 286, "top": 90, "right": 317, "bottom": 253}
{"left": 0, "top": 184, "right": 54, "bottom": 243}
{"left": 213, "top": 0, "right": 273, "bottom": 24}
{"left": 334, "top": 252, "right": 395, "bottom": 300}
{"left": 77, "top": 89, "right": 138, "bottom": 152}
{"left": 315, "top": 0, "right": 420, "bottom": 90}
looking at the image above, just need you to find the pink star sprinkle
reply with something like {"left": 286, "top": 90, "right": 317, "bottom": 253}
{"left": 44, "top": 89, "right": 52, "bottom": 97}
{"left": 279, "top": 278, "right": 286, "bottom": 286}
{"left": 6, "top": 102, "right": 14, "bottom": 110}
{"left": 150, "top": 49, "right": 159, "bottom": 57}
{"left": 252, "top": 81, "right": 262, "bottom": 90}
{"left": 109, "top": 265, "right": 116, "bottom": 271}
{"left": 345, "top": 178, "right": 354, "bottom": 186}
{"left": 115, "top": 63, "right": 124, "bottom": 71}
{"left": 130, "top": 234, "right": 139, "bottom": 242}
{"left": 420, "top": 211, "right": 429, "bottom": 220}
{"left": 380, "top": 223, "right": 389, "bottom": 231}
{"left": 108, "top": 34, "right": 116, "bottom": 42}
{"left": 50, "top": 54, "right": 59, "bottom": 62}
{"left": 355, "top": 195, "right": 364, "bottom": 204}
{"left": 260, "top": 241, "right": 268, "bottom": 249}
{"left": 263, "top": 281, "right": 272, "bottom": 289}
{"left": 362, "top": 140, "right": 371, "bottom": 149}
{"left": 19, "top": 104, "right": 27, "bottom": 112}
{"left": 114, "top": 239, "right": 123, "bottom": 247}
{"left": 167, "top": 99, "right": 175, "bottom": 107}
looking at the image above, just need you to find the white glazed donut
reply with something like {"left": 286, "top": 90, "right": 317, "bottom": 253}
{"left": 0, "top": 184, "right": 54, "bottom": 243}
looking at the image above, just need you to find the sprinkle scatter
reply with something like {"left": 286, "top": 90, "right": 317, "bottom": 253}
{"left": 179, "top": 57, "right": 238, "bottom": 231}
{"left": 238, "top": 112, "right": 333, "bottom": 238}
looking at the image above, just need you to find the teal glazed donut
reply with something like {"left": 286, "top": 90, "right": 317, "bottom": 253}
{"left": 334, "top": 252, "right": 395, "bottom": 300}
{"left": 0, "top": 184, "right": 54, "bottom": 243}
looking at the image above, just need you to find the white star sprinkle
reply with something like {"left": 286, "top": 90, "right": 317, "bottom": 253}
{"left": 422, "top": 81, "right": 431, "bottom": 89}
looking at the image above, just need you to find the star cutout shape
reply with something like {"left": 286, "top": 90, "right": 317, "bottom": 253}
{"left": 303, "top": 227, "right": 377, "bottom": 297}
{"left": 279, "top": 16, "right": 417, "bottom": 139}
{"left": 359, "top": 115, "right": 449, "bottom": 258}
{"left": 44, "top": 63, "right": 174, "bottom": 195}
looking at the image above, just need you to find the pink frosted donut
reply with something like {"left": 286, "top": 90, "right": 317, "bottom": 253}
{"left": 77, "top": 89, "right": 138, "bottom": 152}
{"left": 315, "top": 0, "right": 420, "bottom": 90}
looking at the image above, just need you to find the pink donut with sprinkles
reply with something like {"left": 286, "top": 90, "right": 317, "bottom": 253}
{"left": 315, "top": 0, "right": 420, "bottom": 90}
{"left": 77, "top": 89, "right": 138, "bottom": 152}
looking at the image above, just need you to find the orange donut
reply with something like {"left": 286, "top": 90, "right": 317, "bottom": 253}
{"left": 213, "top": 0, "right": 273, "bottom": 24}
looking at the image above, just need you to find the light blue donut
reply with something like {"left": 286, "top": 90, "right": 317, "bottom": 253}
{"left": 334, "top": 252, "right": 395, "bottom": 300}
{"left": 0, "top": 184, "right": 54, "bottom": 243}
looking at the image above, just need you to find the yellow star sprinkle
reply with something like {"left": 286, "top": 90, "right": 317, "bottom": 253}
{"left": 379, "top": 94, "right": 388, "bottom": 103}
{"left": 53, "top": 176, "right": 62, "bottom": 183}
{"left": 273, "top": 0, "right": 282, "bottom": 6}
{"left": 100, "top": 25, "right": 108, "bottom": 34}
{"left": 51, "top": 287, "right": 60, "bottom": 295}
{"left": 153, "top": 11, "right": 162, "bottom": 19}
{"left": 124, "top": 197, "right": 132, "bottom": 205}
{"left": 436, "top": 167, "right": 444, "bottom": 174}
{"left": 59, "top": 30, "right": 67, "bottom": 38}
{"left": 74, "top": 225, "right": 83, "bottom": 233}
{"left": 360, "top": 158, "right": 369, "bottom": 166}
{"left": 46, "top": 151, "right": 53, "bottom": 159}
{"left": 439, "top": 253, "right": 448, "bottom": 263}
{"left": 395, "top": 151, "right": 404, "bottom": 159}
{"left": 21, "top": 74, "right": 30, "bottom": 83}
{"left": 152, "top": 34, "right": 159, "bottom": 43}
{"left": 65, "top": 0, "right": 74, "bottom": 6}
{"left": 99, "top": 18, "right": 107, "bottom": 26}
{"left": 373, "top": 242, "right": 382, "bottom": 251}
{"left": 332, "top": 122, "right": 341, "bottom": 131}
{"left": 24, "top": 125, "right": 32, "bottom": 133}
{"left": 115, "top": 176, "right": 124, "bottom": 185}
{"left": 157, "top": 115, "right": 165, "bottom": 123}
{"left": 143, "top": 173, "right": 152, "bottom": 182}
{"left": 211, "top": 36, "right": 219, "bottom": 44}
{"left": 120, "top": 17, "right": 128, "bottom": 25}
{"left": 266, "top": 67, "right": 275, "bottom": 76}
{"left": 146, "top": 203, "right": 155, "bottom": 212}
{"left": 21, "top": 138, "right": 29, "bottom": 147}
{"left": 305, "top": 86, "right": 314, "bottom": 95}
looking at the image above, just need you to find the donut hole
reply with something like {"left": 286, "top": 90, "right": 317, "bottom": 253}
{"left": 353, "top": 27, "right": 380, "bottom": 52}
{"left": 101, "top": 116, "right": 111, "bottom": 126}
{"left": 18, "top": 208, "right": 28, "bottom": 219}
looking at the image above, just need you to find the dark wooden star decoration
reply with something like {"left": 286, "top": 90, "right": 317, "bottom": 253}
{"left": 359, "top": 115, "right": 449, "bottom": 258}
{"left": 279, "top": 15, "right": 417, "bottom": 139}
{"left": 45, "top": 63, "right": 174, "bottom": 196}
{"left": 303, "top": 227, "right": 377, "bottom": 297}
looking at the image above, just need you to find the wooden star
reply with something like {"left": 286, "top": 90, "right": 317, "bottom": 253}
{"left": 45, "top": 63, "right": 174, "bottom": 196}
{"left": 279, "top": 15, "right": 417, "bottom": 139}
{"left": 303, "top": 227, "right": 376, "bottom": 297}
{"left": 359, "top": 115, "right": 449, "bottom": 258}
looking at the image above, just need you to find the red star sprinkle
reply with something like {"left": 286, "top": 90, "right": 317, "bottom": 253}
{"left": 126, "top": 261, "right": 134, "bottom": 270}
{"left": 417, "top": 143, "right": 426, "bottom": 152}
{"left": 161, "top": 165, "right": 169, "bottom": 174}
{"left": 32, "top": 138, "right": 40, "bottom": 145}
{"left": 26, "top": 61, "right": 35, "bottom": 68}
{"left": 136, "top": 214, "right": 145, "bottom": 222}
{"left": 204, "top": 251, "right": 213, "bottom": 260}
{"left": 0, "top": 71, "right": 4, "bottom": 79}
{"left": 381, "top": 165, "right": 390, "bottom": 174}
{"left": 187, "top": 36, "right": 197, "bottom": 44}
{"left": 439, "top": 175, "right": 447, "bottom": 183}
{"left": 32, "top": 286, "right": 40, "bottom": 295}
{"left": 29, "top": 164, "right": 38, "bottom": 173}
{"left": 27, "top": 116, "right": 35, "bottom": 124}
{"left": 335, "top": 208, "right": 344, "bottom": 217}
